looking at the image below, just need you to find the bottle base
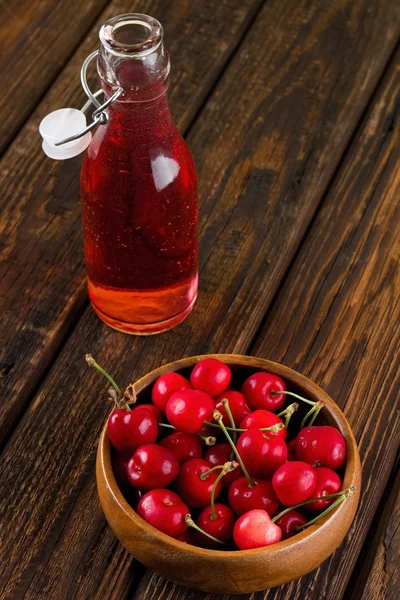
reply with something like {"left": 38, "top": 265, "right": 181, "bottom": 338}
{"left": 90, "top": 294, "right": 197, "bottom": 335}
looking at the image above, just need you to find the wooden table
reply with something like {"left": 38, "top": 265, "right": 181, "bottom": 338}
{"left": 1, "top": 1, "right": 399, "bottom": 598}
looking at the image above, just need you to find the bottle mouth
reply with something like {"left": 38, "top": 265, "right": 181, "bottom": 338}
{"left": 99, "top": 13, "right": 163, "bottom": 58}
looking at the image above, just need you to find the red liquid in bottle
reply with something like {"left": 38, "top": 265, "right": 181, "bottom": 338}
{"left": 80, "top": 16, "right": 198, "bottom": 334}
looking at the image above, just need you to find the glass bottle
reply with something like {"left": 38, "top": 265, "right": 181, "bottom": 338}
{"left": 81, "top": 14, "right": 198, "bottom": 335}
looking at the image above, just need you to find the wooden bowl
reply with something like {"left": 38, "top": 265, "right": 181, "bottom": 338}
{"left": 96, "top": 355, "right": 361, "bottom": 594}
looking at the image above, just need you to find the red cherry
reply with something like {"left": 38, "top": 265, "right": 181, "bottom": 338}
{"left": 107, "top": 407, "right": 158, "bottom": 453}
{"left": 127, "top": 444, "right": 179, "bottom": 491}
{"left": 241, "top": 372, "right": 286, "bottom": 412}
{"left": 287, "top": 439, "right": 297, "bottom": 460}
{"left": 176, "top": 529, "right": 196, "bottom": 544}
{"left": 228, "top": 476, "right": 280, "bottom": 516}
{"left": 194, "top": 504, "right": 236, "bottom": 548}
{"left": 295, "top": 426, "right": 346, "bottom": 470}
{"left": 111, "top": 452, "right": 131, "bottom": 490}
{"left": 236, "top": 429, "right": 288, "bottom": 478}
{"left": 304, "top": 467, "right": 342, "bottom": 512}
{"left": 137, "top": 489, "right": 188, "bottom": 538}
{"left": 131, "top": 403, "right": 162, "bottom": 422}
{"left": 272, "top": 461, "right": 317, "bottom": 506}
{"left": 240, "top": 410, "right": 286, "bottom": 440}
{"left": 159, "top": 431, "right": 203, "bottom": 463}
{"left": 275, "top": 510, "right": 308, "bottom": 539}
{"left": 234, "top": 509, "right": 282, "bottom": 550}
{"left": 152, "top": 372, "right": 191, "bottom": 413}
{"left": 204, "top": 443, "right": 242, "bottom": 487}
{"left": 166, "top": 389, "right": 215, "bottom": 434}
{"left": 176, "top": 458, "right": 223, "bottom": 508}
{"left": 190, "top": 358, "right": 232, "bottom": 397}
{"left": 215, "top": 390, "right": 250, "bottom": 426}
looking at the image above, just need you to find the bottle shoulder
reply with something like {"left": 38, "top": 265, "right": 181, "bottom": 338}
{"left": 81, "top": 121, "right": 197, "bottom": 197}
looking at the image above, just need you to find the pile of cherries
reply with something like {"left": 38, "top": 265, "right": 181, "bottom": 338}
{"left": 88, "top": 355, "right": 353, "bottom": 551}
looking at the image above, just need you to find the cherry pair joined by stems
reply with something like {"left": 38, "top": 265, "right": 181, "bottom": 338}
{"left": 235, "top": 486, "right": 354, "bottom": 549}
{"left": 187, "top": 460, "right": 238, "bottom": 548}
{"left": 272, "top": 487, "right": 355, "bottom": 529}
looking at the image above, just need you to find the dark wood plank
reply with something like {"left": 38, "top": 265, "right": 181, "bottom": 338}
{"left": 0, "top": 0, "right": 264, "bottom": 449}
{"left": 245, "top": 50, "right": 399, "bottom": 600}
{"left": 132, "top": 43, "right": 400, "bottom": 600}
{"left": 346, "top": 460, "right": 400, "bottom": 600}
{"left": 0, "top": 0, "right": 398, "bottom": 598}
{"left": 0, "top": 0, "right": 109, "bottom": 154}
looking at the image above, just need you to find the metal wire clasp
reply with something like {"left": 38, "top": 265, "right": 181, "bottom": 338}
{"left": 55, "top": 51, "right": 123, "bottom": 146}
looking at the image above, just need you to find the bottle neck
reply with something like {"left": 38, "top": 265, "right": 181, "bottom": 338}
{"left": 106, "top": 92, "right": 174, "bottom": 132}
{"left": 98, "top": 14, "right": 170, "bottom": 103}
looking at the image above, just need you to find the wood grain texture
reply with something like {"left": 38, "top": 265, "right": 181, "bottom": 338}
{"left": 346, "top": 460, "right": 400, "bottom": 600}
{"left": 0, "top": 0, "right": 109, "bottom": 154}
{"left": 131, "top": 43, "right": 400, "bottom": 600}
{"left": 247, "top": 50, "right": 400, "bottom": 600}
{"left": 0, "top": 0, "right": 263, "bottom": 448}
{"left": 0, "top": 0, "right": 398, "bottom": 598}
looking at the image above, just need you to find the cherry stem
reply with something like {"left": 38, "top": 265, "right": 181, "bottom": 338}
{"left": 210, "top": 461, "right": 238, "bottom": 520}
{"left": 85, "top": 354, "right": 129, "bottom": 411}
{"left": 203, "top": 420, "right": 283, "bottom": 434}
{"left": 184, "top": 515, "right": 226, "bottom": 545}
{"left": 300, "top": 400, "right": 324, "bottom": 429}
{"left": 272, "top": 487, "right": 355, "bottom": 523}
{"left": 123, "top": 383, "right": 137, "bottom": 405}
{"left": 271, "top": 390, "right": 316, "bottom": 406}
{"left": 221, "top": 399, "right": 237, "bottom": 457}
{"left": 307, "top": 401, "right": 323, "bottom": 426}
{"left": 282, "top": 402, "right": 299, "bottom": 428}
{"left": 295, "top": 487, "right": 355, "bottom": 531}
{"left": 202, "top": 435, "right": 217, "bottom": 446}
{"left": 212, "top": 409, "right": 255, "bottom": 488}
{"left": 158, "top": 423, "right": 176, "bottom": 430}
{"left": 199, "top": 465, "right": 225, "bottom": 480}
{"left": 277, "top": 402, "right": 299, "bottom": 418}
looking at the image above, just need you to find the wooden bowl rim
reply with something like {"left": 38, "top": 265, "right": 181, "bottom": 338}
{"left": 98, "top": 354, "right": 361, "bottom": 559}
